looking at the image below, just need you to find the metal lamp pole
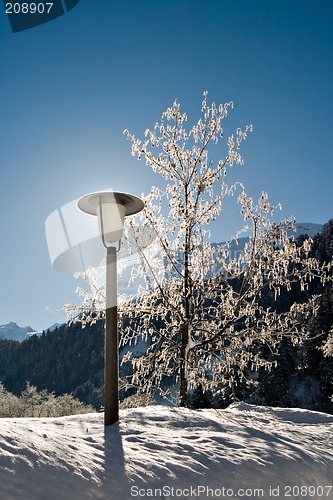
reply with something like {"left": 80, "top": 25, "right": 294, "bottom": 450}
{"left": 77, "top": 191, "right": 144, "bottom": 426}
{"left": 105, "top": 245, "right": 118, "bottom": 425}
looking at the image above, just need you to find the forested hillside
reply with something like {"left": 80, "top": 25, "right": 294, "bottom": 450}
{"left": 1, "top": 221, "right": 333, "bottom": 412}
{"left": 0, "top": 321, "right": 105, "bottom": 409}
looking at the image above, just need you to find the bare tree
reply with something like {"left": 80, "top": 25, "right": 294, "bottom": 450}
{"left": 67, "top": 93, "right": 332, "bottom": 407}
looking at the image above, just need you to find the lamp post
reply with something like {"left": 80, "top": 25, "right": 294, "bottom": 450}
{"left": 77, "top": 191, "right": 144, "bottom": 425}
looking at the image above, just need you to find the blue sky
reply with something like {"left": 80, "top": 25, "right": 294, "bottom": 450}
{"left": 0, "top": 0, "right": 332, "bottom": 330}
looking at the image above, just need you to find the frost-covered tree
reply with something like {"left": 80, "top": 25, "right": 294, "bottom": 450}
{"left": 0, "top": 383, "right": 20, "bottom": 417}
{"left": 323, "top": 334, "right": 333, "bottom": 357}
{"left": 0, "top": 383, "right": 93, "bottom": 418}
{"left": 323, "top": 330, "right": 333, "bottom": 402}
{"left": 67, "top": 93, "right": 332, "bottom": 407}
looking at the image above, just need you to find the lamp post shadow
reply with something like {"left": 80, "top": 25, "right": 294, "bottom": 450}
{"left": 100, "top": 422, "right": 131, "bottom": 497}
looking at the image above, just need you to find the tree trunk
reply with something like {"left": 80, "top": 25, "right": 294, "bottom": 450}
{"left": 179, "top": 186, "right": 191, "bottom": 407}
{"left": 179, "top": 324, "right": 188, "bottom": 407}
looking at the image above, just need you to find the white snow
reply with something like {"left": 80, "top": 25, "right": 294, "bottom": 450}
{"left": 1, "top": 403, "right": 333, "bottom": 499}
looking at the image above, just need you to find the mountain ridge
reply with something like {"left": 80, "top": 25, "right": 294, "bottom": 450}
{"left": 0, "top": 322, "right": 36, "bottom": 342}
{"left": 0, "top": 322, "right": 61, "bottom": 342}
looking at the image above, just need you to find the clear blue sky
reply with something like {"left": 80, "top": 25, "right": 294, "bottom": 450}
{"left": 0, "top": 0, "right": 332, "bottom": 330}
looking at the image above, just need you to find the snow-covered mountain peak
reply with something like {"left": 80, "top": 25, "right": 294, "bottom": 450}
{"left": 0, "top": 322, "right": 36, "bottom": 342}
{"left": 293, "top": 222, "right": 323, "bottom": 238}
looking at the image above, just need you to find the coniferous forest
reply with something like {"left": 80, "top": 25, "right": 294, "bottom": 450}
{"left": 1, "top": 220, "right": 333, "bottom": 413}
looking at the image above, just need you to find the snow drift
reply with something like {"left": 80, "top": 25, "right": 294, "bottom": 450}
{"left": 0, "top": 403, "right": 333, "bottom": 499}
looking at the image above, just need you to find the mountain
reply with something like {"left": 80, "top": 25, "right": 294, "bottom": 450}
{"left": 229, "top": 222, "right": 323, "bottom": 243}
{"left": 208, "top": 223, "right": 324, "bottom": 270}
{"left": 0, "top": 322, "right": 64, "bottom": 342}
{"left": 47, "top": 323, "right": 62, "bottom": 331}
{"left": 0, "top": 322, "right": 36, "bottom": 342}
{"left": 0, "top": 404, "right": 332, "bottom": 499}
{"left": 291, "top": 222, "right": 323, "bottom": 238}
{"left": 118, "top": 222, "right": 323, "bottom": 292}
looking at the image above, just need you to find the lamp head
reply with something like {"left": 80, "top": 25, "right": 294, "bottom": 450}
{"left": 77, "top": 191, "right": 144, "bottom": 244}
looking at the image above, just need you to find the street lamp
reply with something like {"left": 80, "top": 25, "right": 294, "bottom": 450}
{"left": 77, "top": 191, "right": 144, "bottom": 425}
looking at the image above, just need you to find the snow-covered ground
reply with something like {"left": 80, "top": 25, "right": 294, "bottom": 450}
{"left": 1, "top": 403, "right": 333, "bottom": 500}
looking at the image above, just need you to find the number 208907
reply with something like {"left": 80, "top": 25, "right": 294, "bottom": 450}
{"left": 5, "top": 3, "right": 54, "bottom": 14}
